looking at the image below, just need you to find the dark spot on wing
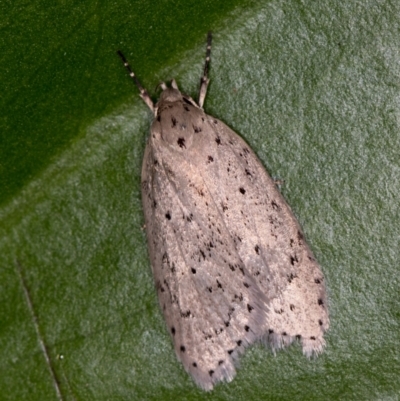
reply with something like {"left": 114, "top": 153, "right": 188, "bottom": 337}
{"left": 181, "top": 310, "right": 191, "bottom": 318}
{"left": 177, "top": 137, "right": 186, "bottom": 148}
{"left": 271, "top": 200, "right": 280, "bottom": 210}
{"left": 297, "top": 230, "right": 304, "bottom": 243}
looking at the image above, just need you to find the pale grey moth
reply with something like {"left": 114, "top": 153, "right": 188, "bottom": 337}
{"left": 117, "top": 32, "right": 329, "bottom": 391}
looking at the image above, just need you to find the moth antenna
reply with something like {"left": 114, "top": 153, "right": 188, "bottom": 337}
{"left": 117, "top": 50, "right": 155, "bottom": 113}
{"left": 198, "top": 31, "right": 212, "bottom": 109}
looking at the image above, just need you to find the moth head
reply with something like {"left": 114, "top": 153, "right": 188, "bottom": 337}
{"left": 156, "top": 80, "right": 199, "bottom": 112}
{"left": 157, "top": 87, "right": 183, "bottom": 105}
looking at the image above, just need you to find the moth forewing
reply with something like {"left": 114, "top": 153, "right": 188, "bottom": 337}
{"left": 118, "top": 32, "right": 329, "bottom": 391}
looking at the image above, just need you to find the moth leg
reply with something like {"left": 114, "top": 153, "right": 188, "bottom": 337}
{"left": 198, "top": 31, "right": 212, "bottom": 109}
{"left": 117, "top": 50, "right": 155, "bottom": 113}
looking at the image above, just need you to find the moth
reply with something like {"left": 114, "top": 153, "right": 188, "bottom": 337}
{"left": 117, "top": 32, "right": 329, "bottom": 391}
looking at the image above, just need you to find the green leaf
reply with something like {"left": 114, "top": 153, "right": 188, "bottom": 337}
{"left": 1, "top": 0, "right": 400, "bottom": 400}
